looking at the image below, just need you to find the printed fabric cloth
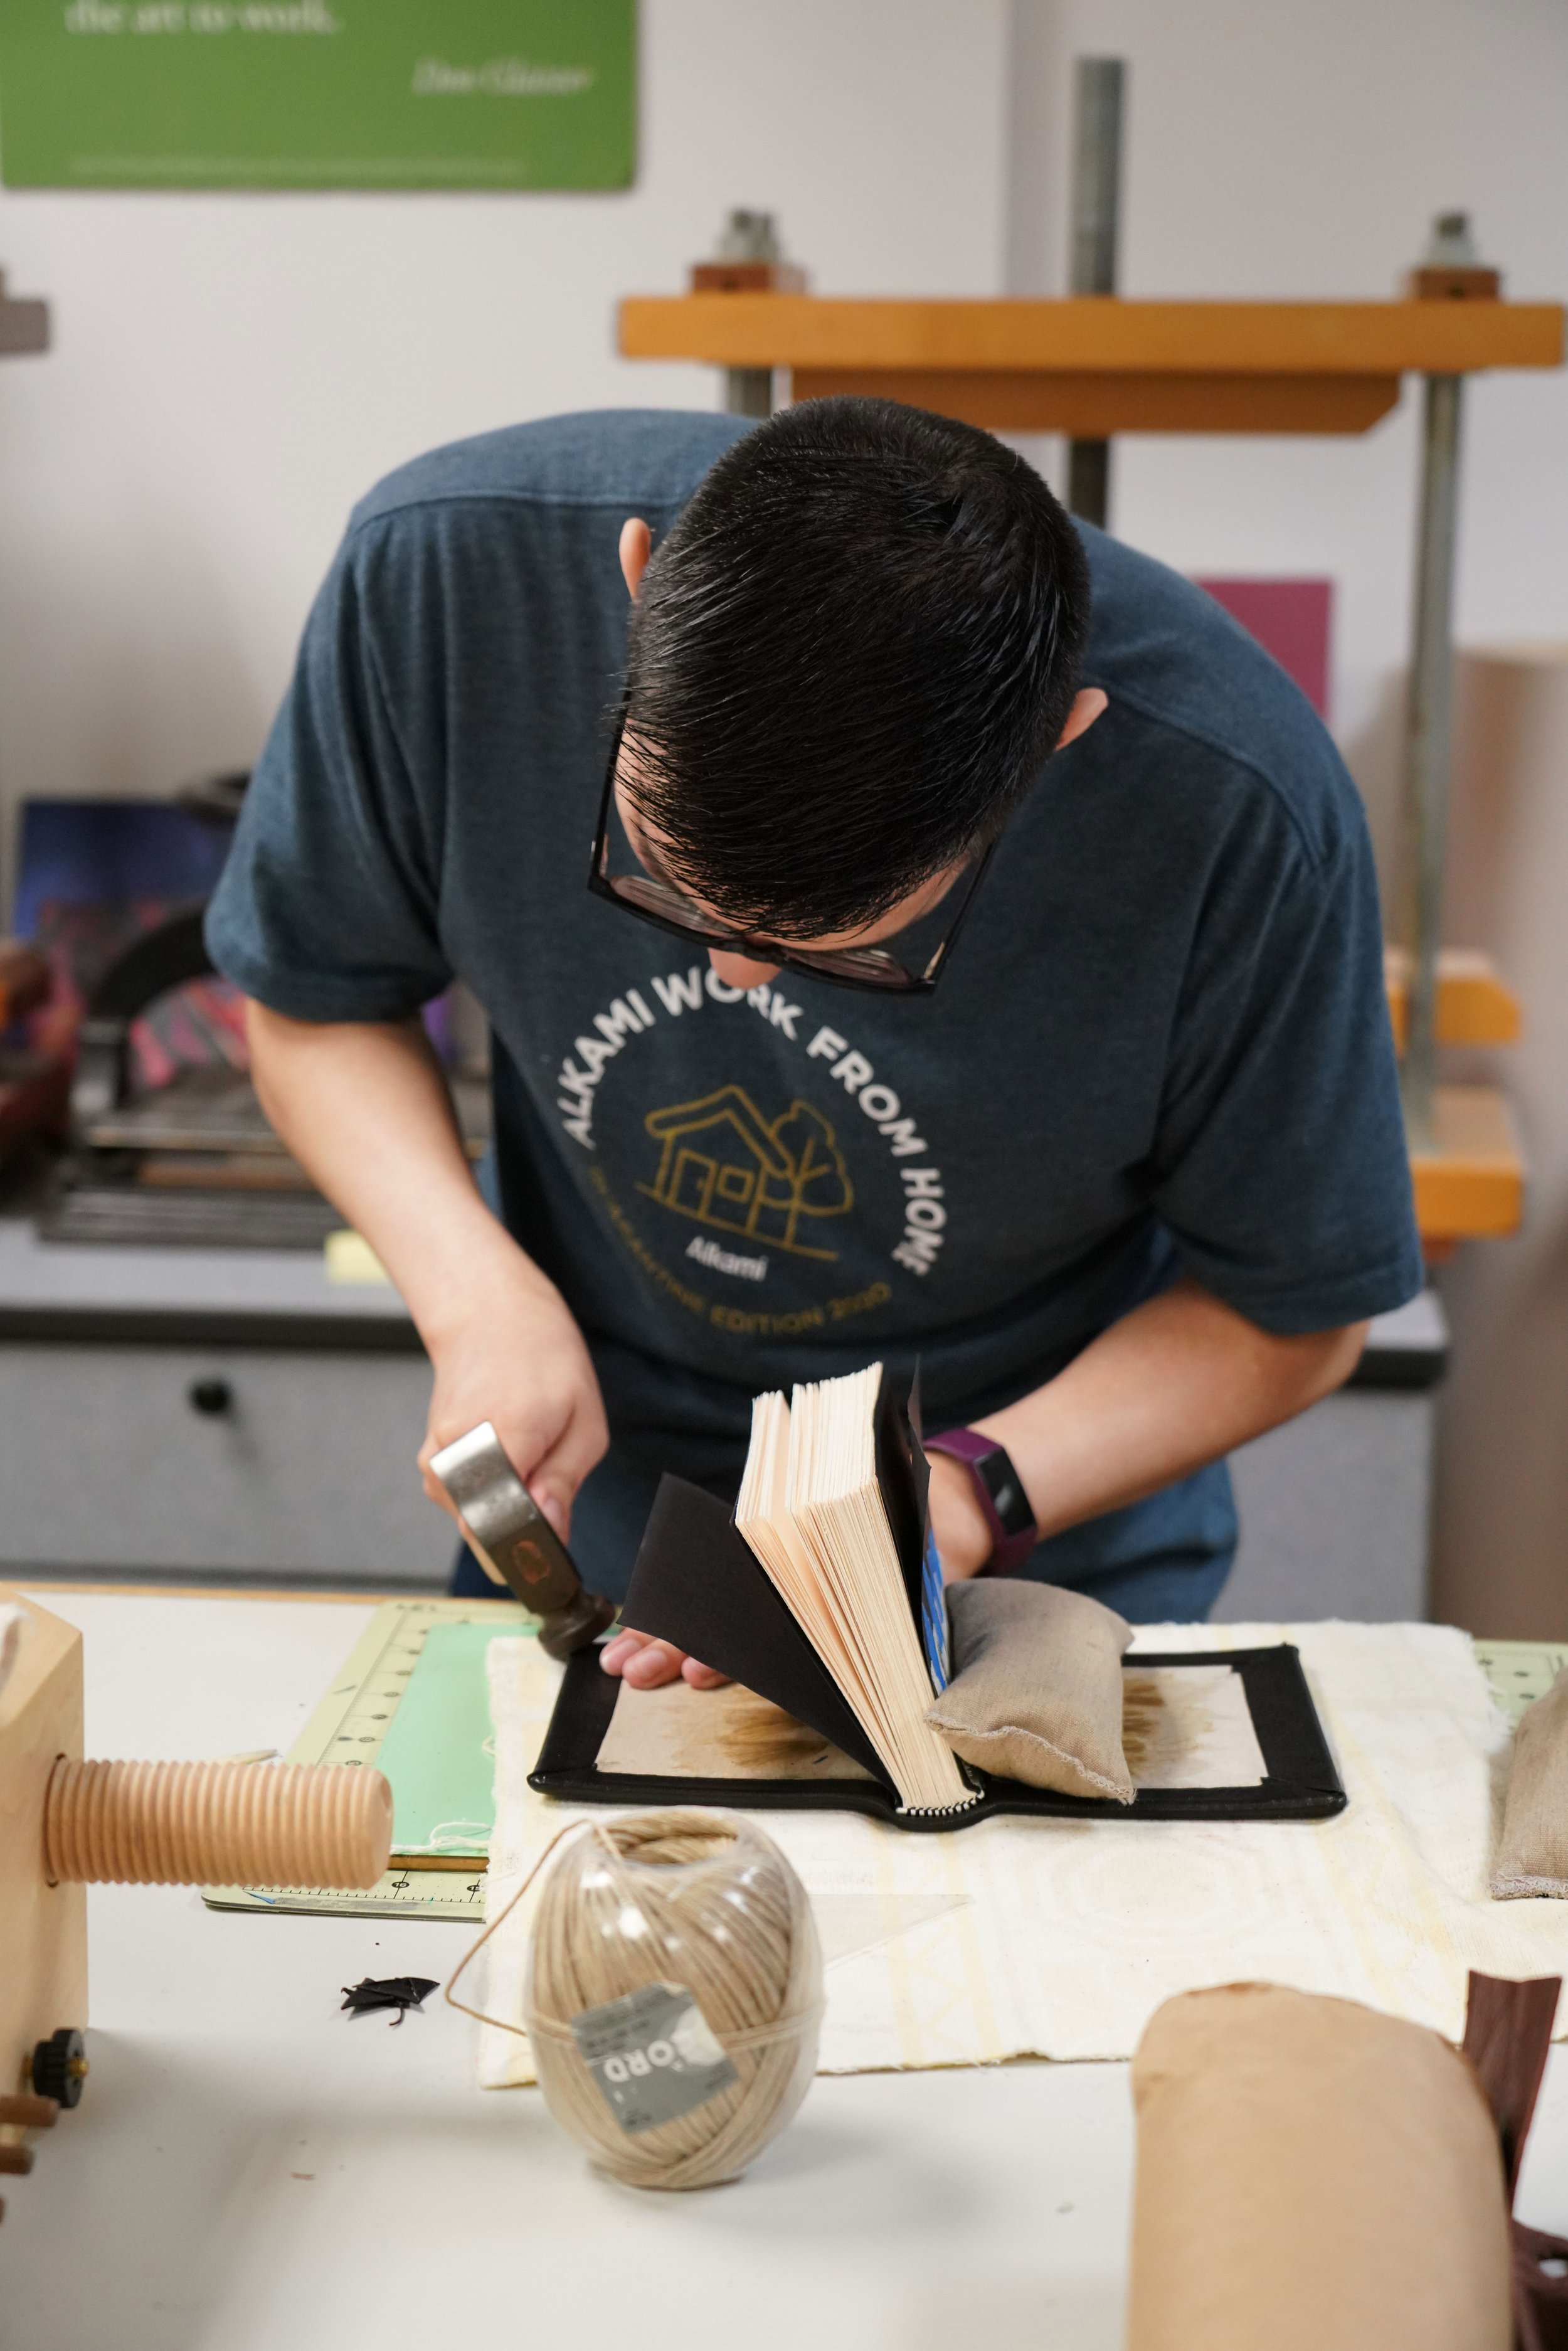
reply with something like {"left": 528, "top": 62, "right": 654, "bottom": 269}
{"left": 474, "top": 1621, "right": 1568, "bottom": 2086}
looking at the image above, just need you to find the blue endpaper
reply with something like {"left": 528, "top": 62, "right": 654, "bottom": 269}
{"left": 919, "top": 1527, "right": 950, "bottom": 1694}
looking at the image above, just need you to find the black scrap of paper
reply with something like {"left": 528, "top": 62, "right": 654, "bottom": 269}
{"left": 339, "top": 1975, "right": 440, "bottom": 2027}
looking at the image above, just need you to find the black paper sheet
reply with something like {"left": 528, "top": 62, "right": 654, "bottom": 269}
{"left": 617, "top": 1474, "right": 889, "bottom": 1786}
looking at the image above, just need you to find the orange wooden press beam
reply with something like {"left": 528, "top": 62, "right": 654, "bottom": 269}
{"left": 619, "top": 295, "right": 1565, "bottom": 437}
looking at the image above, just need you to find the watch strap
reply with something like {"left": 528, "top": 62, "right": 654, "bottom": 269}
{"left": 923, "top": 1429, "right": 1039, "bottom": 1574}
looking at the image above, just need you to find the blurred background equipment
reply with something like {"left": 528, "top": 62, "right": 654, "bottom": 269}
{"left": 5, "top": 791, "right": 489, "bottom": 1251}
{"left": 0, "top": 804, "right": 477, "bottom": 1589}
{"left": 0, "top": 272, "right": 58, "bottom": 1176}
{"left": 0, "top": 267, "right": 46, "bottom": 356}
{"left": 0, "top": 785, "right": 491, "bottom": 1579}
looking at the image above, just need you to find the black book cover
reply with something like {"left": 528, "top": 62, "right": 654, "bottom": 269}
{"left": 531, "top": 1643, "right": 1349, "bottom": 1832}
{"left": 872, "top": 1364, "right": 931, "bottom": 1631}
{"left": 617, "top": 1473, "right": 890, "bottom": 1786}
{"left": 557, "top": 1374, "right": 1348, "bottom": 1833}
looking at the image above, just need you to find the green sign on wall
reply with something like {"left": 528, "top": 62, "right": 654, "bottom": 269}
{"left": 0, "top": 0, "right": 635, "bottom": 189}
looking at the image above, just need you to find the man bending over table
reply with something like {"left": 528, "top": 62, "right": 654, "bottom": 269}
{"left": 206, "top": 398, "right": 1421, "bottom": 1685}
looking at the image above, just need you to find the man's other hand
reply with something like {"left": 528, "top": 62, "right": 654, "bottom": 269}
{"left": 598, "top": 1630, "right": 729, "bottom": 1690}
{"left": 926, "top": 1449, "right": 995, "bottom": 1583}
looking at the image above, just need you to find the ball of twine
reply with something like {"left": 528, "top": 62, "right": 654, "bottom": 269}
{"left": 523, "top": 1808, "right": 823, "bottom": 2190}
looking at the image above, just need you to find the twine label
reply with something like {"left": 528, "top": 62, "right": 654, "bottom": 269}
{"left": 569, "top": 1980, "right": 739, "bottom": 2135}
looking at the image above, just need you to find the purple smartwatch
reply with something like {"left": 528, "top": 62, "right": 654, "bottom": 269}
{"left": 923, "top": 1429, "right": 1039, "bottom": 1574}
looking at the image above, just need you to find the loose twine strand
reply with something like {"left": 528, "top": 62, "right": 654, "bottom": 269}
{"left": 447, "top": 1807, "right": 823, "bottom": 2190}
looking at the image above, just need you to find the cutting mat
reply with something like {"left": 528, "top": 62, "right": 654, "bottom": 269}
{"left": 203, "top": 1596, "right": 530, "bottom": 1922}
{"left": 202, "top": 1615, "right": 1565, "bottom": 1923}
{"left": 1473, "top": 1639, "right": 1568, "bottom": 1727}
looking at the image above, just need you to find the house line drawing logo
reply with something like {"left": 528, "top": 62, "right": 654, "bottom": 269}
{"left": 638, "top": 1085, "right": 854, "bottom": 1263}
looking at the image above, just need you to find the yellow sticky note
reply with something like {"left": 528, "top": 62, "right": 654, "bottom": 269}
{"left": 324, "top": 1229, "right": 392, "bottom": 1287}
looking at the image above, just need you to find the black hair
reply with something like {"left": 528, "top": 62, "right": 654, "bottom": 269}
{"left": 620, "top": 396, "right": 1091, "bottom": 939}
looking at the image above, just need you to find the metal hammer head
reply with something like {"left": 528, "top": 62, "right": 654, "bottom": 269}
{"left": 428, "top": 1423, "right": 616, "bottom": 1660}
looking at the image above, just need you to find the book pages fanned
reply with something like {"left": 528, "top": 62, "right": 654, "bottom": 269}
{"left": 736, "top": 1364, "right": 975, "bottom": 1816}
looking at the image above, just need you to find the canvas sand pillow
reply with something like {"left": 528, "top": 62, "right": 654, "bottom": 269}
{"left": 926, "top": 1578, "right": 1134, "bottom": 1800}
{"left": 1492, "top": 1664, "right": 1568, "bottom": 1898}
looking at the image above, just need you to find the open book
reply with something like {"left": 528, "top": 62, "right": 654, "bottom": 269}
{"left": 734, "top": 1363, "right": 974, "bottom": 1816}
{"left": 532, "top": 1362, "right": 1348, "bottom": 1832}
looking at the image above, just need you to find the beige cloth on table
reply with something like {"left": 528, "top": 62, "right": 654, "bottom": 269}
{"left": 476, "top": 1620, "right": 1568, "bottom": 2088}
{"left": 927, "top": 1579, "right": 1134, "bottom": 1800}
{"left": 1492, "top": 1664, "right": 1568, "bottom": 1898}
{"left": 1125, "top": 1983, "right": 1512, "bottom": 2351}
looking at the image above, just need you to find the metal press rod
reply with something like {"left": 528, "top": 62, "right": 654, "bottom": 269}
{"left": 721, "top": 208, "right": 779, "bottom": 420}
{"left": 1066, "top": 56, "right": 1125, "bottom": 528}
{"left": 1401, "top": 369, "right": 1465, "bottom": 1145}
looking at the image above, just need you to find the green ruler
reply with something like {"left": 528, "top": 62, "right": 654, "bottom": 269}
{"left": 203, "top": 1596, "right": 531, "bottom": 1922}
{"left": 1474, "top": 1639, "right": 1568, "bottom": 1729}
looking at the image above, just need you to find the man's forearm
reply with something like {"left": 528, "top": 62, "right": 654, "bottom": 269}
{"left": 975, "top": 1279, "right": 1366, "bottom": 1543}
{"left": 245, "top": 1001, "right": 543, "bottom": 1347}
{"left": 246, "top": 1000, "right": 610, "bottom": 1532}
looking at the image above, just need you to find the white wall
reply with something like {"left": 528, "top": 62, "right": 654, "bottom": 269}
{"left": 0, "top": 0, "right": 1009, "bottom": 886}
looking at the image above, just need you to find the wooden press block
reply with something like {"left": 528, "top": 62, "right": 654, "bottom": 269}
{"left": 0, "top": 1588, "right": 87, "bottom": 2094}
{"left": 1384, "top": 946, "right": 1522, "bottom": 1053}
{"left": 1409, "top": 1085, "right": 1526, "bottom": 1241}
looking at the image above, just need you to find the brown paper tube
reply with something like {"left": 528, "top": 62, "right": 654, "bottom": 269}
{"left": 1126, "top": 1983, "right": 1513, "bottom": 2351}
{"left": 44, "top": 1759, "right": 392, "bottom": 1889}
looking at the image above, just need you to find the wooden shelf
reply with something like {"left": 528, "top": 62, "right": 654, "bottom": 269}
{"left": 1384, "top": 947, "right": 1521, "bottom": 1053}
{"left": 1409, "top": 1085, "right": 1524, "bottom": 1241}
{"left": 620, "top": 295, "right": 1565, "bottom": 373}
{"left": 619, "top": 295, "right": 1565, "bottom": 436}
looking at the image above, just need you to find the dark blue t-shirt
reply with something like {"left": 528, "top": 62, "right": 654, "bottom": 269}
{"left": 207, "top": 408, "right": 1421, "bottom": 1522}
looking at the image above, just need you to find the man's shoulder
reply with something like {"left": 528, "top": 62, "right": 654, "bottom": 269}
{"left": 347, "top": 409, "right": 751, "bottom": 538}
{"left": 1078, "top": 523, "right": 1357, "bottom": 870}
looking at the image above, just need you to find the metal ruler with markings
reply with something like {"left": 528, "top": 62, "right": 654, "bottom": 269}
{"left": 203, "top": 1596, "right": 531, "bottom": 1923}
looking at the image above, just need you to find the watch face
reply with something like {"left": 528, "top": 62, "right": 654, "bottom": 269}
{"left": 975, "top": 1447, "right": 1034, "bottom": 1540}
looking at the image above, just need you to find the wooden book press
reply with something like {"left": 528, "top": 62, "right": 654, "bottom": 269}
{"left": 0, "top": 1587, "right": 391, "bottom": 2217}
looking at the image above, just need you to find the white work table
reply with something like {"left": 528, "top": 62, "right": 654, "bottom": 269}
{"left": 4, "top": 1589, "right": 1566, "bottom": 2351}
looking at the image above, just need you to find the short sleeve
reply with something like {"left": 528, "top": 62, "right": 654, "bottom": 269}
{"left": 1149, "top": 792, "right": 1421, "bottom": 1335}
{"left": 205, "top": 529, "right": 453, "bottom": 1022}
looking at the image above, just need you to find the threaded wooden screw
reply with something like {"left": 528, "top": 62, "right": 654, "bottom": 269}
{"left": 44, "top": 1759, "right": 393, "bottom": 1889}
